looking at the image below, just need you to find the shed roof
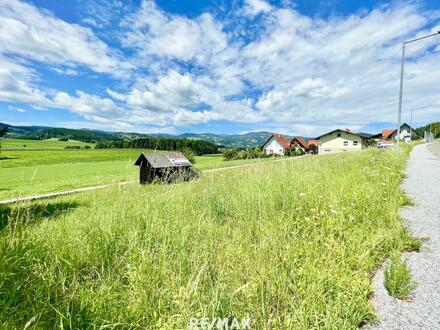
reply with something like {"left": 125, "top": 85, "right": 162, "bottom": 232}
{"left": 134, "top": 152, "right": 192, "bottom": 168}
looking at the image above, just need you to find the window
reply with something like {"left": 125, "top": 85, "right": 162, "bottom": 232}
{"left": 353, "top": 141, "right": 358, "bottom": 146}
{"left": 343, "top": 141, "right": 348, "bottom": 146}
{"left": 337, "top": 133, "right": 341, "bottom": 137}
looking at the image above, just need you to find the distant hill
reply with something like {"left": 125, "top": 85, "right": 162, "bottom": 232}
{"left": 1, "top": 122, "right": 321, "bottom": 147}
{"left": 0, "top": 123, "right": 51, "bottom": 136}
{"left": 1, "top": 123, "right": 287, "bottom": 147}
{"left": 7, "top": 126, "right": 119, "bottom": 143}
{"left": 416, "top": 121, "right": 440, "bottom": 139}
{"left": 171, "top": 132, "right": 288, "bottom": 148}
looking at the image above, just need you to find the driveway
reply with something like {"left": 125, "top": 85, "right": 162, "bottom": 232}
{"left": 369, "top": 142, "right": 440, "bottom": 329}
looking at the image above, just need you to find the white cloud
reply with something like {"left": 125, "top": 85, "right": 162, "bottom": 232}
{"left": 0, "top": 0, "right": 127, "bottom": 74}
{"left": 243, "top": 0, "right": 273, "bottom": 16}
{"left": 8, "top": 105, "right": 26, "bottom": 113}
{"left": 0, "top": 55, "right": 53, "bottom": 108}
{"left": 53, "top": 91, "right": 124, "bottom": 118}
{"left": 122, "top": 1, "right": 227, "bottom": 63}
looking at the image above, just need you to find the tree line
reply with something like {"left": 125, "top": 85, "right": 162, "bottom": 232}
{"left": 95, "top": 138, "right": 219, "bottom": 155}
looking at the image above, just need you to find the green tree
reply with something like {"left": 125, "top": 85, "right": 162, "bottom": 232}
{"left": 0, "top": 126, "right": 8, "bottom": 153}
{"left": 181, "top": 148, "right": 196, "bottom": 164}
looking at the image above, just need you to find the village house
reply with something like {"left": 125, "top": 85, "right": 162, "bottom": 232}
{"left": 370, "top": 123, "right": 419, "bottom": 143}
{"left": 261, "top": 134, "right": 291, "bottom": 156}
{"left": 291, "top": 136, "right": 319, "bottom": 154}
{"left": 316, "top": 129, "right": 368, "bottom": 155}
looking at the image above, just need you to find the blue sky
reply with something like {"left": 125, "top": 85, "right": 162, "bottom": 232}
{"left": 0, "top": 0, "right": 439, "bottom": 136}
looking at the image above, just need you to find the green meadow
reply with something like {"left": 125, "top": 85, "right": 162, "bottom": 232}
{"left": 0, "top": 138, "right": 94, "bottom": 150}
{"left": 0, "top": 145, "right": 417, "bottom": 328}
{"left": 0, "top": 139, "right": 276, "bottom": 199}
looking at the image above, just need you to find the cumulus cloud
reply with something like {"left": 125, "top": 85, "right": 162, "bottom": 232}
{"left": 53, "top": 91, "right": 123, "bottom": 117}
{"left": 122, "top": 1, "right": 227, "bottom": 63}
{"left": 0, "top": 0, "right": 127, "bottom": 74}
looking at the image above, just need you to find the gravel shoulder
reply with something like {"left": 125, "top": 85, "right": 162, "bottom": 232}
{"left": 368, "top": 142, "right": 440, "bottom": 329}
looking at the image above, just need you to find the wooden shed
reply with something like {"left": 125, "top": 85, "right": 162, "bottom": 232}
{"left": 134, "top": 152, "right": 196, "bottom": 184}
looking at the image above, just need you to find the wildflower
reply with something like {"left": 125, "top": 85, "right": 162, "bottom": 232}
{"left": 299, "top": 192, "right": 306, "bottom": 197}
{"left": 330, "top": 209, "right": 338, "bottom": 216}
{"left": 304, "top": 217, "right": 310, "bottom": 221}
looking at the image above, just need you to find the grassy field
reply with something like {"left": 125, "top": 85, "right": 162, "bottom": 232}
{"left": 0, "top": 138, "right": 94, "bottom": 150}
{"left": 0, "top": 141, "right": 278, "bottom": 199}
{"left": 0, "top": 146, "right": 417, "bottom": 328}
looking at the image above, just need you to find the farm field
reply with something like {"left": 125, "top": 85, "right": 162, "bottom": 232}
{"left": 0, "top": 138, "right": 94, "bottom": 150}
{"left": 0, "top": 140, "right": 278, "bottom": 199}
{"left": 0, "top": 146, "right": 417, "bottom": 328}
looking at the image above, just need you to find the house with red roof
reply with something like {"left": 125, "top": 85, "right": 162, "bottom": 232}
{"left": 291, "top": 136, "right": 320, "bottom": 154}
{"left": 261, "top": 134, "right": 291, "bottom": 156}
{"left": 370, "top": 123, "right": 420, "bottom": 143}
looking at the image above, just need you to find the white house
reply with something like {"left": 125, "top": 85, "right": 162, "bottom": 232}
{"left": 370, "top": 123, "right": 419, "bottom": 144}
{"left": 261, "top": 134, "right": 291, "bottom": 156}
{"left": 390, "top": 123, "right": 419, "bottom": 143}
{"left": 316, "top": 129, "right": 368, "bottom": 155}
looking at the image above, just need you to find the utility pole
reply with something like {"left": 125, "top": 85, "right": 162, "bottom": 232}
{"left": 396, "top": 31, "right": 440, "bottom": 154}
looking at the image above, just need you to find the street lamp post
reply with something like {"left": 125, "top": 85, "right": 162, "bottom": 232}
{"left": 396, "top": 31, "right": 440, "bottom": 154}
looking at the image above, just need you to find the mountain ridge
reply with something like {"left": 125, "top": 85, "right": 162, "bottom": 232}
{"left": 0, "top": 122, "right": 294, "bottom": 148}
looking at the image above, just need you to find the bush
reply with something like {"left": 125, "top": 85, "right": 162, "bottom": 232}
{"left": 83, "top": 146, "right": 91, "bottom": 150}
{"left": 293, "top": 147, "right": 305, "bottom": 156}
{"left": 64, "top": 146, "right": 81, "bottom": 149}
{"left": 181, "top": 148, "right": 195, "bottom": 164}
{"left": 384, "top": 258, "right": 415, "bottom": 300}
{"left": 58, "top": 137, "right": 69, "bottom": 141}
{"left": 241, "top": 147, "right": 262, "bottom": 159}
{"left": 222, "top": 149, "right": 239, "bottom": 160}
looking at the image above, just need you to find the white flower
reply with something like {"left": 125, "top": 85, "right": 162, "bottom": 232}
{"left": 330, "top": 209, "right": 338, "bottom": 216}
{"left": 299, "top": 192, "right": 306, "bottom": 197}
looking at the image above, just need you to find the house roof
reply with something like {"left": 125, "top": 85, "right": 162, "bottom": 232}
{"left": 261, "top": 133, "right": 291, "bottom": 149}
{"left": 374, "top": 123, "right": 420, "bottom": 139}
{"left": 315, "top": 129, "right": 367, "bottom": 140}
{"left": 291, "top": 136, "right": 308, "bottom": 149}
{"left": 307, "top": 139, "right": 319, "bottom": 147}
{"left": 382, "top": 129, "right": 396, "bottom": 138}
{"left": 134, "top": 152, "right": 192, "bottom": 168}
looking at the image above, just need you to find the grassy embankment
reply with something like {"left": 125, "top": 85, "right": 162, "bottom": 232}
{"left": 0, "top": 145, "right": 418, "bottom": 328}
{"left": 0, "top": 139, "right": 277, "bottom": 199}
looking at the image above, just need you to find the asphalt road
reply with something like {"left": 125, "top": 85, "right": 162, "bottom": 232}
{"left": 428, "top": 140, "right": 440, "bottom": 159}
{"left": 369, "top": 142, "right": 440, "bottom": 329}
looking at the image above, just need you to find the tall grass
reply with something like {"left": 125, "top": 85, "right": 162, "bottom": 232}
{"left": 0, "top": 147, "right": 415, "bottom": 328}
